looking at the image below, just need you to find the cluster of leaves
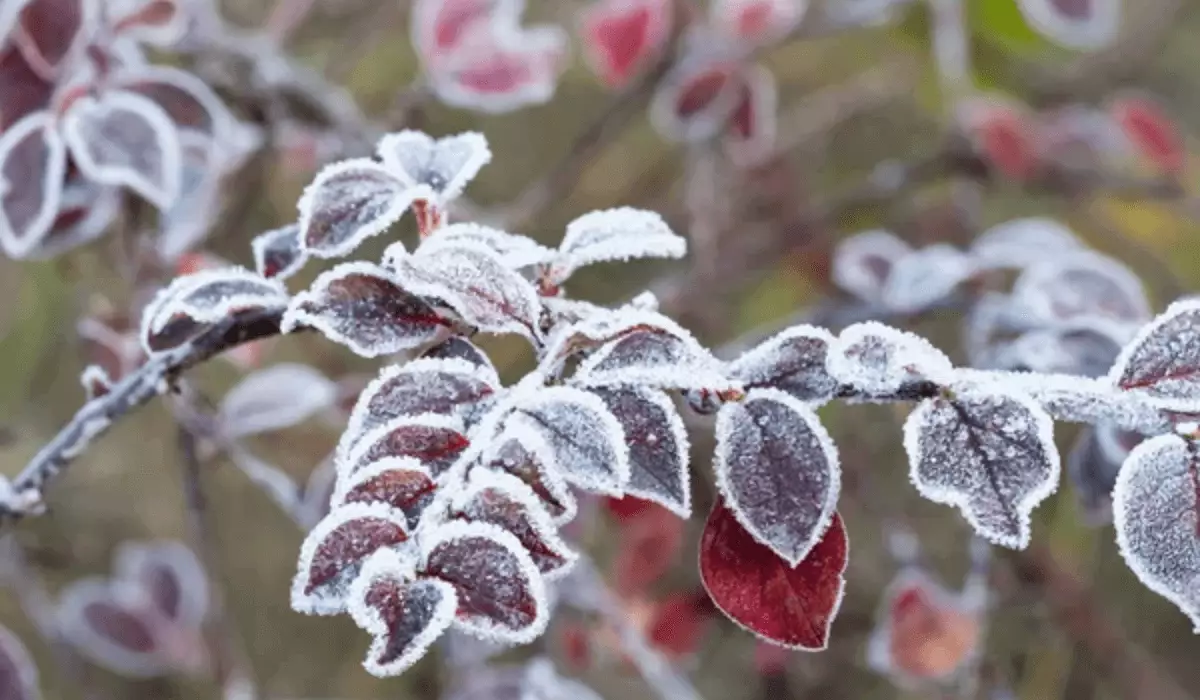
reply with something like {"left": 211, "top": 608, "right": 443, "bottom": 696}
{"left": 0, "top": 0, "right": 252, "bottom": 260}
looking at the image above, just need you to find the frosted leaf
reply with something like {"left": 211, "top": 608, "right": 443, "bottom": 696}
{"left": 113, "top": 65, "right": 234, "bottom": 145}
{"left": 333, "top": 458, "right": 438, "bottom": 531}
{"left": 113, "top": 540, "right": 208, "bottom": 628}
{"left": 713, "top": 388, "right": 840, "bottom": 566}
{"left": 1066, "top": 423, "right": 1137, "bottom": 525}
{"left": 727, "top": 325, "right": 838, "bottom": 404}
{"left": 578, "top": 0, "right": 673, "bottom": 90}
{"left": 882, "top": 245, "right": 976, "bottom": 313}
{"left": 1015, "top": 0, "right": 1119, "bottom": 50}
{"left": 291, "top": 502, "right": 411, "bottom": 616}
{"left": 392, "top": 242, "right": 543, "bottom": 339}
{"left": 481, "top": 426, "right": 577, "bottom": 525}
{"left": 832, "top": 230, "right": 911, "bottom": 304}
{"left": 539, "top": 297, "right": 613, "bottom": 327}
{"left": 251, "top": 223, "right": 306, "bottom": 281}
{"left": 1112, "top": 434, "right": 1200, "bottom": 630}
{"left": 592, "top": 386, "right": 691, "bottom": 518}
{"left": 970, "top": 218, "right": 1082, "bottom": 270}
{"left": 342, "top": 414, "right": 470, "bottom": 479}
{"left": 218, "top": 363, "right": 337, "bottom": 439}
{"left": 549, "top": 208, "right": 687, "bottom": 284}
{"left": 508, "top": 386, "right": 631, "bottom": 496}
{"left": 281, "top": 262, "right": 450, "bottom": 358}
{"left": 25, "top": 176, "right": 120, "bottom": 260}
{"left": 430, "top": 24, "right": 568, "bottom": 115}
{"left": 828, "top": 322, "right": 953, "bottom": 395}
{"left": 57, "top": 579, "right": 170, "bottom": 677}
{"left": 650, "top": 57, "right": 743, "bottom": 143}
{"left": 711, "top": 0, "right": 807, "bottom": 43}
{"left": 410, "top": 0, "right": 504, "bottom": 64}
{"left": 723, "top": 62, "right": 779, "bottom": 167}
{"left": 297, "top": 452, "right": 339, "bottom": 530}
{"left": 296, "top": 158, "right": 422, "bottom": 258}
{"left": 139, "top": 267, "right": 288, "bottom": 355}
{"left": 0, "top": 111, "right": 67, "bottom": 259}
{"left": 0, "top": 624, "right": 38, "bottom": 700}
{"left": 61, "top": 90, "right": 182, "bottom": 209}
{"left": 454, "top": 469, "right": 577, "bottom": 579}
{"left": 419, "top": 519, "right": 549, "bottom": 643}
{"left": 347, "top": 549, "right": 456, "bottom": 678}
{"left": 1110, "top": 299, "right": 1200, "bottom": 412}
{"left": 407, "top": 222, "right": 553, "bottom": 270}
{"left": 420, "top": 336, "right": 498, "bottom": 376}
{"left": 903, "top": 384, "right": 1060, "bottom": 548}
{"left": 991, "top": 322, "right": 1127, "bottom": 378}
{"left": 81, "top": 365, "right": 113, "bottom": 401}
{"left": 376, "top": 131, "right": 492, "bottom": 204}
{"left": 570, "top": 311, "right": 734, "bottom": 392}
{"left": 1012, "top": 250, "right": 1150, "bottom": 325}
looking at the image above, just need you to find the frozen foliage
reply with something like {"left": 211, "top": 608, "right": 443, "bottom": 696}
{"left": 726, "top": 324, "right": 838, "bottom": 403}
{"left": 714, "top": 388, "right": 840, "bottom": 566}
{"left": 0, "top": 112, "right": 67, "bottom": 258}
{"left": 882, "top": 244, "right": 976, "bottom": 313}
{"left": 592, "top": 386, "right": 692, "bottom": 517}
{"left": 548, "top": 208, "right": 687, "bottom": 285}
{"left": 572, "top": 313, "right": 733, "bottom": 391}
{"left": 1012, "top": 250, "right": 1150, "bottom": 326}
{"left": 1111, "top": 299, "right": 1200, "bottom": 411}
{"left": 376, "top": 131, "right": 492, "bottom": 205}
{"left": 1016, "top": 0, "right": 1120, "bottom": 50}
{"left": 404, "top": 222, "right": 553, "bottom": 270}
{"left": 970, "top": 217, "right": 1083, "bottom": 270}
{"left": 831, "top": 229, "right": 911, "bottom": 304}
{"left": 218, "top": 363, "right": 337, "bottom": 438}
{"left": 296, "top": 159, "right": 427, "bottom": 258}
{"left": 139, "top": 267, "right": 289, "bottom": 354}
{"left": 903, "top": 383, "right": 1060, "bottom": 548}
{"left": 340, "top": 413, "right": 470, "bottom": 478}
{"left": 828, "top": 322, "right": 953, "bottom": 395}
{"left": 579, "top": 0, "right": 673, "bottom": 89}
{"left": 711, "top": 0, "right": 807, "bottom": 44}
{"left": 251, "top": 223, "right": 306, "bottom": 281}
{"left": 0, "top": 624, "right": 39, "bottom": 700}
{"left": 332, "top": 458, "right": 438, "bottom": 530}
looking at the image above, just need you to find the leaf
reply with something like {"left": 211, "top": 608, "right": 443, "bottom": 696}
{"left": 332, "top": 458, "right": 438, "bottom": 531}
{"left": 408, "top": 222, "right": 552, "bottom": 270}
{"left": 550, "top": 207, "right": 687, "bottom": 284}
{"left": 1109, "top": 95, "right": 1185, "bottom": 175}
{"left": 281, "top": 262, "right": 451, "bottom": 358}
{"left": 57, "top": 579, "right": 170, "bottom": 677}
{"left": 430, "top": 25, "right": 567, "bottom": 114}
{"left": 391, "top": 241, "right": 543, "bottom": 338}
{"left": 291, "top": 502, "right": 411, "bottom": 616}
{"left": 27, "top": 173, "right": 120, "bottom": 260}
{"left": 1110, "top": 299, "right": 1200, "bottom": 411}
{"left": 831, "top": 229, "right": 912, "bottom": 304}
{"left": 570, "top": 311, "right": 733, "bottom": 391}
{"left": 13, "top": 0, "right": 87, "bottom": 69}
{"left": 113, "top": 65, "right": 234, "bottom": 146}
{"left": 969, "top": 217, "right": 1083, "bottom": 270}
{"left": 1112, "top": 433, "right": 1200, "bottom": 630}
{"left": 420, "top": 519, "right": 549, "bottom": 643}
{"left": 105, "top": 0, "right": 184, "bottom": 44}
{"left": 611, "top": 501, "right": 685, "bottom": 596}
{"left": 990, "top": 322, "right": 1126, "bottom": 378}
{"left": 882, "top": 244, "right": 976, "bottom": 313}
{"left": 903, "top": 383, "right": 1060, "bottom": 548}
{"left": 726, "top": 325, "right": 838, "bottom": 404}
{"left": 647, "top": 591, "right": 714, "bottom": 658}
{"left": 0, "top": 110, "right": 67, "bottom": 259}
{"left": 139, "top": 267, "right": 289, "bottom": 355}
{"left": 251, "top": 223, "right": 306, "bottom": 281}
{"left": 0, "top": 624, "right": 39, "bottom": 700}
{"left": 375, "top": 130, "right": 492, "bottom": 204}
{"left": 957, "top": 97, "right": 1039, "bottom": 180}
{"left": 578, "top": 0, "right": 672, "bottom": 89}
{"left": 592, "top": 386, "right": 691, "bottom": 517}
{"left": 219, "top": 363, "right": 338, "bottom": 438}
{"left": 61, "top": 90, "right": 182, "bottom": 209}
{"left": 650, "top": 58, "right": 743, "bottom": 143}
{"left": 1012, "top": 250, "right": 1149, "bottom": 325}
{"left": 112, "top": 540, "right": 208, "bottom": 628}
{"left": 1015, "top": 0, "right": 1120, "bottom": 50}
{"left": 713, "top": 388, "right": 840, "bottom": 565}
{"left": 711, "top": 0, "right": 805, "bottom": 43}
{"left": 509, "top": 386, "right": 631, "bottom": 496}
{"left": 341, "top": 413, "right": 470, "bottom": 479}
{"left": 347, "top": 549, "right": 456, "bottom": 678}
{"left": 827, "top": 322, "right": 953, "bottom": 395}
{"left": 454, "top": 469, "right": 577, "bottom": 578}
{"left": 420, "top": 335, "right": 498, "bottom": 375}
{"left": 296, "top": 158, "right": 421, "bottom": 258}
{"left": 700, "top": 503, "right": 848, "bottom": 650}
{"left": 410, "top": 0, "right": 504, "bottom": 65}
{"left": 481, "top": 425, "right": 577, "bottom": 524}
{"left": 723, "top": 63, "right": 778, "bottom": 166}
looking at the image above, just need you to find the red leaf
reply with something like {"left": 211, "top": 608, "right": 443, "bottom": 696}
{"left": 291, "top": 504, "right": 410, "bottom": 615}
{"left": 604, "top": 495, "right": 655, "bottom": 521}
{"left": 960, "top": 101, "right": 1039, "bottom": 180}
{"left": 613, "top": 503, "right": 684, "bottom": 596}
{"left": 1110, "top": 96, "right": 1186, "bottom": 175}
{"left": 334, "top": 458, "right": 438, "bottom": 530}
{"left": 579, "top": 0, "right": 672, "bottom": 90}
{"left": 868, "top": 572, "right": 981, "bottom": 683}
{"left": 699, "top": 502, "right": 847, "bottom": 650}
{"left": 345, "top": 416, "right": 471, "bottom": 478}
{"left": 647, "top": 591, "right": 713, "bottom": 658}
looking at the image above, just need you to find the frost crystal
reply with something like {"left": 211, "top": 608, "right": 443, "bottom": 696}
{"left": 1110, "top": 299, "right": 1200, "bottom": 412}
{"left": 592, "top": 386, "right": 692, "bottom": 517}
{"left": 726, "top": 325, "right": 838, "bottom": 404}
{"left": 831, "top": 229, "right": 911, "bottom": 303}
{"left": 828, "top": 322, "right": 953, "bottom": 395}
{"left": 481, "top": 424, "right": 577, "bottom": 524}
{"left": 549, "top": 207, "right": 687, "bottom": 284}
{"left": 219, "top": 363, "right": 337, "bottom": 438}
{"left": 376, "top": 131, "right": 492, "bottom": 204}
{"left": 713, "top": 388, "right": 840, "bottom": 566}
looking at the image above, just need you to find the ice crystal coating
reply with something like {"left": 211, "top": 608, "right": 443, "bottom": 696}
{"left": 218, "top": 363, "right": 337, "bottom": 438}
{"left": 831, "top": 229, "right": 911, "bottom": 304}
{"left": 56, "top": 579, "right": 171, "bottom": 677}
{"left": 81, "top": 364, "right": 113, "bottom": 401}
{"left": 1012, "top": 250, "right": 1150, "bottom": 325}
{"left": 549, "top": 207, "right": 687, "bottom": 284}
{"left": 296, "top": 158, "right": 423, "bottom": 258}
{"left": 410, "top": 222, "right": 553, "bottom": 269}
{"left": 727, "top": 325, "right": 838, "bottom": 404}
{"left": 903, "top": 384, "right": 1060, "bottom": 548}
{"left": 139, "top": 267, "right": 288, "bottom": 354}
{"left": 376, "top": 130, "right": 491, "bottom": 204}
{"left": 713, "top": 388, "right": 840, "bottom": 566}
{"left": 341, "top": 413, "right": 470, "bottom": 479}
{"left": 1110, "top": 299, "right": 1200, "bottom": 412}
{"left": 251, "top": 223, "right": 306, "bottom": 280}
{"left": 592, "top": 386, "right": 692, "bottom": 517}
{"left": 481, "top": 424, "right": 577, "bottom": 524}
{"left": 828, "top": 322, "right": 953, "bottom": 395}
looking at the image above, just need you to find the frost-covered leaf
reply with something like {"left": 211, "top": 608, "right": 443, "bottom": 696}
{"left": 1112, "top": 433, "right": 1200, "bottom": 630}
{"left": 410, "top": 0, "right": 509, "bottom": 66}
{"left": 81, "top": 364, "right": 112, "bottom": 401}
{"left": 1013, "top": 250, "right": 1149, "bottom": 325}
{"left": 454, "top": 469, "right": 577, "bottom": 578}
{"left": 509, "top": 386, "right": 630, "bottom": 496}
{"left": 0, "top": 110, "right": 67, "bottom": 259}
{"left": 578, "top": 0, "right": 672, "bottom": 89}
{"left": 827, "top": 322, "right": 953, "bottom": 395}
{"left": 882, "top": 245, "right": 975, "bottom": 313}
{"left": 342, "top": 414, "right": 470, "bottom": 479}
{"left": 11, "top": 0, "right": 88, "bottom": 70}
{"left": 332, "top": 458, "right": 437, "bottom": 531}
{"left": 1066, "top": 423, "right": 1136, "bottom": 525}
{"left": 592, "top": 386, "right": 691, "bottom": 518}
{"left": 62, "top": 90, "right": 182, "bottom": 209}
{"left": 1015, "top": 0, "right": 1120, "bottom": 50}
{"left": 409, "top": 222, "right": 552, "bottom": 270}
{"left": 420, "top": 335, "right": 497, "bottom": 375}
{"left": 723, "top": 62, "right": 778, "bottom": 166}
{"left": 969, "top": 218, "right": 1082, "bottom": 270}
{"left": 713, "top": 388, "right": 839, "bottom": 566}
{"left": 114, "top": 65, "right": 233, "bottom": 146}
{"left": 650, "top": 58, "right": 743, "bottom": 143}
{"left": 570, "top": 311, "right": 732, "bottom": 391}
{"left": 1110, "top": 299, "right": 1200, "bottom": 412}
{"left": 392, "top": 242, "right": 543, "bottom": 338}
{"left": 22, "top": 174, "right": 120, "bottom": 260}
{"left": 957, "top": 97, "right": 1039, "bottom": 180}
{"left": 347, "top": 549, "right": 456, "bottom": 678}
{"left": 281, "top": 262, "right": 450, "bottom": 358}
{"left": 139, "top": 267, "right": 288, "bottom": 354}
{"left": 291, "top": 502, "right": 411, "bottom": 616}
{"left": 903, "top": 384, "right": 1060, "bottom": 548}
{"left": 113, "top": 541, "right": 208, "bottom": 628}
{"left": 420, "top": 519, "right": 548, "bottom": 642}
{"left": 549, "top": 208, "right": 686, "bottom": 284}
{"left": 57, "top": 579, "right": 170, "bottom": 677}
{"left": 700, "top": 503, "right": 847, "bottom": 650}
{"left": 482, "top": 426, "right": 577, "bottom": 524}
{"left": 990, "top": 322, "right": 1127, "bottom": 378}
{"left": 431, "top": 24, "right": 567, "bottom": 114}
{"left": 0, "top": 624, "right": 39, "bottom": 700}
{"left": 831, "top": 230, "right": 912, "bottom": 304}
{"left": 376, "top": 131, "right": 491, "bottom": 204}
{"left": 219, "top": 363, "right": 337, "bottom": 438}
{"left": 711, "top": 0, "right": 806, "bottom": 43}
{"left": 251, "top": 223, "right": 306, "bottom": 280}
{"left": 727, "top": 325, "right": 837, "bottom": 404}
{"left": 296, "top": 158, "right": 421, "bottom": 258}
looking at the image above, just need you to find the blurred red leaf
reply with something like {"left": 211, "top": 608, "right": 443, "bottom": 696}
{"left": 612, "top": 501, "right": 684, "bottom": 596}
{"left": 1110, "top": 96, "right": 1186, "bottom": 175}
{"left": 872, "top": 576, "right": 981, "bottom": 683}
{"left": 579, "top": 0, "right": 672, "bottom": 90}
{"left": 647, "top": 590, "right": 713, "bottom": 658}
{"left": 960, "top": 101, "right": 1039, "bottom": 180}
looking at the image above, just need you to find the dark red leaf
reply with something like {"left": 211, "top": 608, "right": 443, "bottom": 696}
{"left": 335, "top": 458, "right": 438, "bottom": 530}
{"left": 647, "top": 591, "right": 713, "bottom": 658}
{"left": 579, "top": 0, "right": 671, "bottom": 89}
{"left": 613, "top": 503, "right": 684, "bottom": 596}
{"left": 17, "top": 0, "right": 84, "bottom": 69}
{"left": 483, "top": 434, "right": 576, "bottom": 522}
{"left": 454, "top": 470, "right": 576, "bottom": 578}
{"left": 345, "top": 416, "right": 471, "bottom": 477}
{"left": 1111, "top": 96, "right": 1185, "bottom": 175}
{"left": 291, "top": 504, "right": 410, "bottom": 615}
